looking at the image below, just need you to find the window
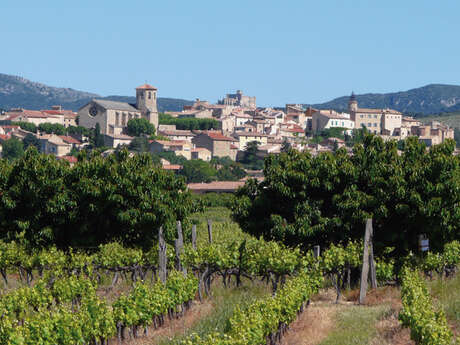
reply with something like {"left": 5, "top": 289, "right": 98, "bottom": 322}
{"left": 360, "top": 115, "right": 364, "bottom": 118}
{"left": 374, "top": 114, "right": 378, "bottom": 118}
{"left": 374, "top": 123, "right": 377, "bottom": 127}
{"left": 148, "top": 92, "right": 151, "bottom": 99}
{"left": 368, "top": 123, "right": 372, "bottom": 127}
{"left": 122, "top": 113, "right": 127, "bottom": 126}
{"left": 116, "top": 112, "right": 120, "bottom": 126}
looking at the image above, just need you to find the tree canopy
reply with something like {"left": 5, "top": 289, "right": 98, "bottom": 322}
{"left": 126, "top": 118, "right": 156, "bottom": 137}
{"left": 0, "top": 147, "right": 199, "bottom": 249}
{"left": 232, "top": 135, "right": 460, "bottom": 258}
{"left": 2, "top": 138, "right": 24, "bottom": 161}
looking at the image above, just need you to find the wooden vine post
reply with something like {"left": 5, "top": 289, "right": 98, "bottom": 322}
{"left": 175, "top": 221, "right": 187, "bottom": 275}
{"left": 359, "top": 218, "right": 377, "bottom": 304}
{"left": 191, "top": 224, "right": 197, "bottom": 250}
{"left": 158, "top": 226, "right": 167, "bottom": 283}
{"left": 207, "top": 219, "right": 213, "bottom": 243}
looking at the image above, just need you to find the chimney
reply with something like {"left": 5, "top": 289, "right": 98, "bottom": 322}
{"left": 52, "top": 105, "right": 62, "bottom": 111}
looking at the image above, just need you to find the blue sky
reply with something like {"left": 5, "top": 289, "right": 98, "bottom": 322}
{"left": 2, "top": 0, "right": 459, "bottom": 106}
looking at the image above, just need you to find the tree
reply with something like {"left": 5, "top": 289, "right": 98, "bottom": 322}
{"left": 92, "top": 123, "right": 105, "bottom": 148}
{"left": 180, "top": 159, "right": 217, "bottom": 183}
{"left": 129, "top": 137, "right": 150, "bottom": 152}
{"left": 126, "top": 118, "right": 156, "bottom": 137}
{"left": 38, "top": 123, "right": 66, "bottom": 135}
{"left": 0, "top": 148, "right": 199, "bottom": 248}
{"left": 217, "top": 163, "right": 246, "bottom": 181}
{"left": 241, "top": 141, "right": 264, "bottom": 170}
{"left": 2, "top": 138, "right": 24, "bottom": 161}
{"left": 13, "top": 121, "right": 37, "bottom": 133}
{"left": 23, "top": 133, "right": 41, "bottom": 150}
{"left": 232, "top": 134, "right": 460, "bottom": 259}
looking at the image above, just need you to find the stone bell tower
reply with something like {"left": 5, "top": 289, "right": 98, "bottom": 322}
{"left": 136, "top": 84, "right": 159, "bottom": 129}
{"left": 348, "top": 91, "right": 358, "bottom": 112}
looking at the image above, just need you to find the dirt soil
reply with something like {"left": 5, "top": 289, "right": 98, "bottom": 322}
{"left": 281, "top": 287, "right": 414, "bottom": 345}
{"left": 111, "top": 300, "right": 214, "bottom": 345}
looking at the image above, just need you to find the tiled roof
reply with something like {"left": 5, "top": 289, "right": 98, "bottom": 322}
{"left": 0, "top": 134, "right": 11, "bottom": 141}
{"left": 355, "top": 108, "right": 401, "bottom": 115}
{"left": 163, "top": 164, "right": 182, "bottom": 170}
{"left": 159, "top": 130, "right": 195, "bottom": 136}
{"left": 153, "top": 140, "right": 188, "bottom": 146}
{"left": 59, "top": 136, "right": 81, "bottom": 144}
{"left": 93, "top": 99, "right": 139, "bottom": 112}
{"left": 233, "top": 131, "right": 269, "bottom": 137}
{"left": 315, "top": 110, "right": 350, "bottom": 120}
{"left": 206, "top": 132, "right": 236, "bottom": 141}
{"left": 57, "top": 155, "right": 78, "bottom": 163}
{"left": 191, "top": 147, "right": 210, "bottom": 152}
{"left": 136, "top": 84, "right": 158, "bottom": 90}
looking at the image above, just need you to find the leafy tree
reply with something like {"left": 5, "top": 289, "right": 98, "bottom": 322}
{"left": 241, "top": 141, "right": 264, "bottom": 170}
{"left": 2, "top": 138, "right": 24, "bottom": 161}
{"left": 232, "top": 134, "right": 460, "bottom": 259}
{"left": 126, "top": 118, "right": 156, "bottom": 137}
{"left": 159, "top": 113, "right": 220, "bottom": 130}
{"left": 22, "top": 133, "right": 41, "bottom": 150}
{"left": 129, "top": 137, "right": 150, "bottom": 152}
{"left": 67, "top": 125, "right": 90, "bottom": 137}
{"left": 151, "top": 151, "right": 188, "bottom": 166}
{"left": 12, "top": 121, "right": 37, "bottom": 133}
{"left": 38, "top": 123, "right": 66, "bottom": 135}
{"left": 92, "top": 123, "right": 105, "bottom": 148}
{"left": 180, "top": 159, "right": 217, "bottom": 183}
{"left": 0, "top": 148, "right": 198, "bottom": 248}
{"left": 217, "top": 163, "right": 246, "bottom": 181}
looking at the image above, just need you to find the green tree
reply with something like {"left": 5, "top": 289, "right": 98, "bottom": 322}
{"left": 281, "top": 139, "right": 292, "bottom": 152}
{"left": 38, "top": 123, "right": 66, "bottom": 135}
{"left": 126, "top": 118, "right": 156, "bottom": 137}
{"left": 22, "top": 133, "right": 41, "bottom": 150}
{"left": 12, "top": 121, "right": 37, "bottom": 133}
{"left": 129, "top": 137, "right": 150, "bottom": 152}
{"left": 232, "top": 134, "right": 460, "bottom": 258}
{"left": 180, "top": 159, "right": 217, "bottom": 183}
{"left": 2, "top": 138, "right": 24, "bottom": 161}
{"left": 92, "top": 123, "right": 105, "bottom": 148}
{"left": 241, "top": 141, "right": 264, "bottom": 170}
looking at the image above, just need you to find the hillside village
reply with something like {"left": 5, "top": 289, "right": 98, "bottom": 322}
{"left": 0, "top": 84, "right": 455, "bottom": 176}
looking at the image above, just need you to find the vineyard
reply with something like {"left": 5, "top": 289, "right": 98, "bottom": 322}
{"left": 0, "top": 135, "right": 459, "bottom": 345}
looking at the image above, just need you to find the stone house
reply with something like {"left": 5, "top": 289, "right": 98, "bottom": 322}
{"left": 312, "top": 110, "right": 354, "bottom": 133}
{"left": 103, "top": 134, "right": 134, "bottom": 148}
{"left": 191, "top": 147, "right": 212, "bottom": 161}
{"left": 192, "top": 131, "right": 237, "bottom": 158}
{"left": 158, "top": 130, "right": 195, "bottom": 142}
{"left": 233, "top": 131, "right": 268, "bottom": 150}
{"left": 150, "top": 140, "right": 192, "bottom": 160}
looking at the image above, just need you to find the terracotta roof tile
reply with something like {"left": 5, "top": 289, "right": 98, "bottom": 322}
{"left": 136, "top": 84, "right": 158, "bottom": 90}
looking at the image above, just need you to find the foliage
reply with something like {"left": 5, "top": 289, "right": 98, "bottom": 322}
{"left": 399, "top": 268, "right": 453, "bottom": 345}
{"left": 180, "top": 159, "right": 218, "bottom": 183}
{"left": 2, "top": 137, "right": 24, "bottom": 161}
{"left": 92, "top": 123, "right": 105, "bottom": 148}
{"left": 0, "top": 147, "right": 198, "bottom": 248}
{"left": 151, "top": 151, "right": 188, "bottom": 166}
{"left": 232, "top": 134, "right": 460, "bottom": 258}
{"left": 126, "top": 117, "right": 156, "bottom": 137}
{"left": 12, "top": 121, "right": 37, "bottom": 133}
{"left": 240, "top": 141, "right": 264, "bottom": 170}
{"left": 191, "top": 193, "right": 235, "bottom": 208}
{"left": 159, "top": 113, "right": 220, "bottom": 130}
{"left": 38, "top": 122, "right": 66, "bottom": 135}
{"left": 128, "top": 136, "right": 150, "bottom": 152}
{"left": 454, "top": 128, "right": 460, "bottom": 148}
{"left": 22, "top": 133, "right": 41, "bottom": 150}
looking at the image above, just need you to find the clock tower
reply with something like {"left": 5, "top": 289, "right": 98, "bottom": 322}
{"left": 136, "top": 84, "right": 159, "bottom": 129}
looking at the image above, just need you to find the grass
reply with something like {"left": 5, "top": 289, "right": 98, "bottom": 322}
{"left": 160, "top": 278, "right": 271, "bottom": 344}
{"left": 427, "top": 271, "right": 460, "bottom": 332}
{"left": 319, "top": 304, "right": 391, "bottom": 345}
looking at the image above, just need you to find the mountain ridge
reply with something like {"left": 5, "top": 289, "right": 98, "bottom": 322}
{"left": 0, "top": 73, "right": 193, "bottom": 112}
{"left": 305, "top": 84, "right": 460, "bottom": 115}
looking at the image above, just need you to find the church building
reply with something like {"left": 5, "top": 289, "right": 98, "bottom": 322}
{"left": 78, "top": 84, "right": 159, "bottom": 135}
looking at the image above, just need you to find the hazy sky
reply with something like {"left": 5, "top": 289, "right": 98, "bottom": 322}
{"left": 2, "top": 0, "right": 459, "bottom": 106}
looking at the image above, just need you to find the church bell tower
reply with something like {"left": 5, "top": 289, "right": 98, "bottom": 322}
{"left": 136, "top": 84, "right": 159, "bottom": 129}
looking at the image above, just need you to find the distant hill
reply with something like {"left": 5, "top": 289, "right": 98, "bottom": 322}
{"left": 0, "top": 73, "right": 193, "bottom": 112}
{"left": 306, "top": 84, "right": 460, "bottom": 116}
